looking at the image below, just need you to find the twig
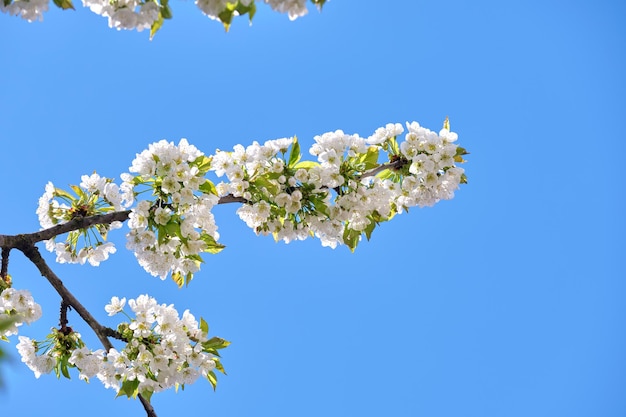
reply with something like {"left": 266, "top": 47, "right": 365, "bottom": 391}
{"left": 1, "top": 247, "right": 9, "bottom": 284}
{"left": 59, "top": 300, "right": 70, "bottom": 333}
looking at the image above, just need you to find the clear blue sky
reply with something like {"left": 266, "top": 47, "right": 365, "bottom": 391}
{"left": 1, "top": 1, "right": 625, "bottom": 416}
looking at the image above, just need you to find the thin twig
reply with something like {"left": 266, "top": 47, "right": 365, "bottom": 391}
{"left": 1, "top": 247, "right": 9, "bottom": 284}
{"left": 59, "top": 300, "right": 70, "bottom": 333}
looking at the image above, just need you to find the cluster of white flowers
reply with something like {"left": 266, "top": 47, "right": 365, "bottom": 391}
{"left": 36, "top": 173, "right": 133, "bottom": 266}
{"left": 264, "top": 0, "right": 308, "bottom": 20}
{"left": 0, "top": 0, "right": 48, "bottom": 22}
{"left": 196, "top": 0, "right": 250, "bottom": 21}
{"left": 3, "top": 0, "right": 318, "bottom": 34}
{"left": 15, "top": 295, "right": 225, "bottom": 395}
{"left": 96, "top": 295, "right": 222, "bottom": 394}
{"left": 16, "top": 335, "right": 56, "bottom": 378}
{"left": 82, "top": 0, "right": 159, "bottom": 32}
{"left": 196, "top": 0, "right": 308, "bottom": 22}
{"left": 212, "top": 121, "right": 465, "bottom": 249}
{"left": 34, "top": 120, "right": 464, "bottom": 273}
{"left": 0, "top": 288, "right": 42, "bottom": 338}
{"left": 125, "top": 139, "right": 222, "bottom": 281}
{"left": 396, "top": 122, "right": 466, "bottom": 208}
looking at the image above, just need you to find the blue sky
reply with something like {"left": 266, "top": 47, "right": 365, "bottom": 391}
{"left": 1, "top": 1, "right": 625, "bottom": 416}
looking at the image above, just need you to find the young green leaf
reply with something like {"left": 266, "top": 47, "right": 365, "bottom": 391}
{"left": 199, "top": 179, "right": 218, "bottom": 196}
{"left": 150, "top": 13, "right": 165, "bottom": 41}
{"left": 52, "top": 0, "right": 74, "bottom": 9}
{"left": 207, "top": 371, "right": 218, "bottom": 390}
{"left": 287, "top": 136, "right": 301, "bottom": 168}
{"left": 293, "top": 161, "right": 319, "bottom": 170}
{"left": 200, "top": 317, "right": 209, "bottom": 335}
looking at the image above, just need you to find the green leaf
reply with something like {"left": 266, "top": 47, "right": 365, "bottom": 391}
{"left": 117, "top": 378, "right": 140, "bottom": 399}
{"left": 246, "top": 0, "right": 256, "bottom": 21}
{"left": 200, "top": 233, "right": 226, "bottom": 254}
{"left": 213, "top": 358, "right": 226, "bottom": 375}
{"left": 150, "top": 13, "right": 164, "bottom": 41}
{"left": 293, "top": 161, "right": 319, "bottom": 170}
{"left": 363, "top": 220, "right": 376, "bottom": 241}
{"left": 200, "top": 317, "right": 209, "bottom": 336}
{"left": 359, "top": 146, "right": 380, "bottom": 170}
{"left": 311, "top": 195, "right": 330, "bottom": 217}
{"left": 3, "top": 0, "right": 11, "bottom": 8}
{"left": 164, "top": 220, "right": 181, "bottom": 240}
{"left": 287, "top": 136, "right": 301, "bottom": 168}
{"left": 375, "top": 169, "right": 394, "bottom": 180}
{"left": 388, "top": 136, "right": 400, "bottom": 155}
{"left": 310, "top": 0, "right": 326, "bottom": 10}
{"left": 217, "top": 2, "right": 239, "bottom": 32}
{"left": 54, "top": 187, "right": 75, "bottom": 201}
{"left": 193, "top": 155, "right": 212, "bottom": 173}
{"left": 202, "top": 337, "right": 231, "bottom": 355}
{"left": 52, "top": 0, "right": 74, "bottom": 9}
{"left": 60, "top": 360, "right": 71, "bottom": 379}
{"left": 171, "top": 270, "right": 194, "bottom": 288}
{"left": 342, "top": 227, "right": 360, "bottom": 253}
{"left": 207, "top": 371, "right": 218, "bottom": 390}
{"left": 171, "top": 271, "right": 184, "bottom": 288}
{"left": 161, "top": 0, "right": 172, "bottom": 19}
{"left": 253, "top": 176, "right": 280, "bottom": 196}
{"left": 69, "top": 185, "right": 85, "bottom": 200}
{"left": 199, "top": 179, "right": 217, "bottom": 196}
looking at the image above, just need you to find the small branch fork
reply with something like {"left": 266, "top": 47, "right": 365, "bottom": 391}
{"left": 3, "top": 237, "right": 156, "bottom": 417}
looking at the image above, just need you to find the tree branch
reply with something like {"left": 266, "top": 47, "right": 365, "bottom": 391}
{"left": 15, "top": 241, "right": 157, "bottom": 416}
{"left": 0, "top": 159, "right": 410, "bottom": 250}
{"left": 358, "top": 158, "right": 408, "bottom": 180}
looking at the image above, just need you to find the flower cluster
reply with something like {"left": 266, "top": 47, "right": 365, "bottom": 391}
{"left": 82, "top": 0, "right": 160, "bottom": 32}
{"left": 212, "top": 120, "right": 467, "bottom": 251}
{"left": 36, "top": 120, "right": 466, "bottom": 278}
{"left": 99, "top": 295, "right": 227, "bottom": 396}
{"left": 0, "top": 288, "right": 42, "bottom": 339}
{"left": 15, "top": 295, "right": 228, "bottom": 397}
{"left": 0, "top": 0, "right": 48, "bottom": 21}
{"left": 195, "top": 0, "right": 313, "bottom": 26}
{"left": 124, "top": 139, "right": 224, "bottom": 286}
{"left": 2, "top": 0, "right": 327, "bottom": 38}
{"left": 36, "top": 173, "right": 133, "bottom": 266}
{"left": 16, "top": 327, "right": 84, "bottom": 379}
{"left": 395, "top": 121, "right": 466, "bottom": 209}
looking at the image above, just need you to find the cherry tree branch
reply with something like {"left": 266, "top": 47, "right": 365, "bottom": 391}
{"left": 13, "top": 242, "right": 156, "bottom": 417}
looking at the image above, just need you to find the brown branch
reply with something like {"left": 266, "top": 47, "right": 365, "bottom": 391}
{"left": 139, "top": 394, "right": 157, "bottom": 417}
{"left": 29, "top": 211, "right": 132, "bottom": 244}
{"left": 59, "top": 300, "right": 70, "bottom": 333}
{"left": 1, "top": 247, "right": 9, "bottom": 284}
{"left": 15, "top": 241, "right": 157, "bottom": 416}
{"left": 358, "top": 158, "right": 408, "bottom": 179}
